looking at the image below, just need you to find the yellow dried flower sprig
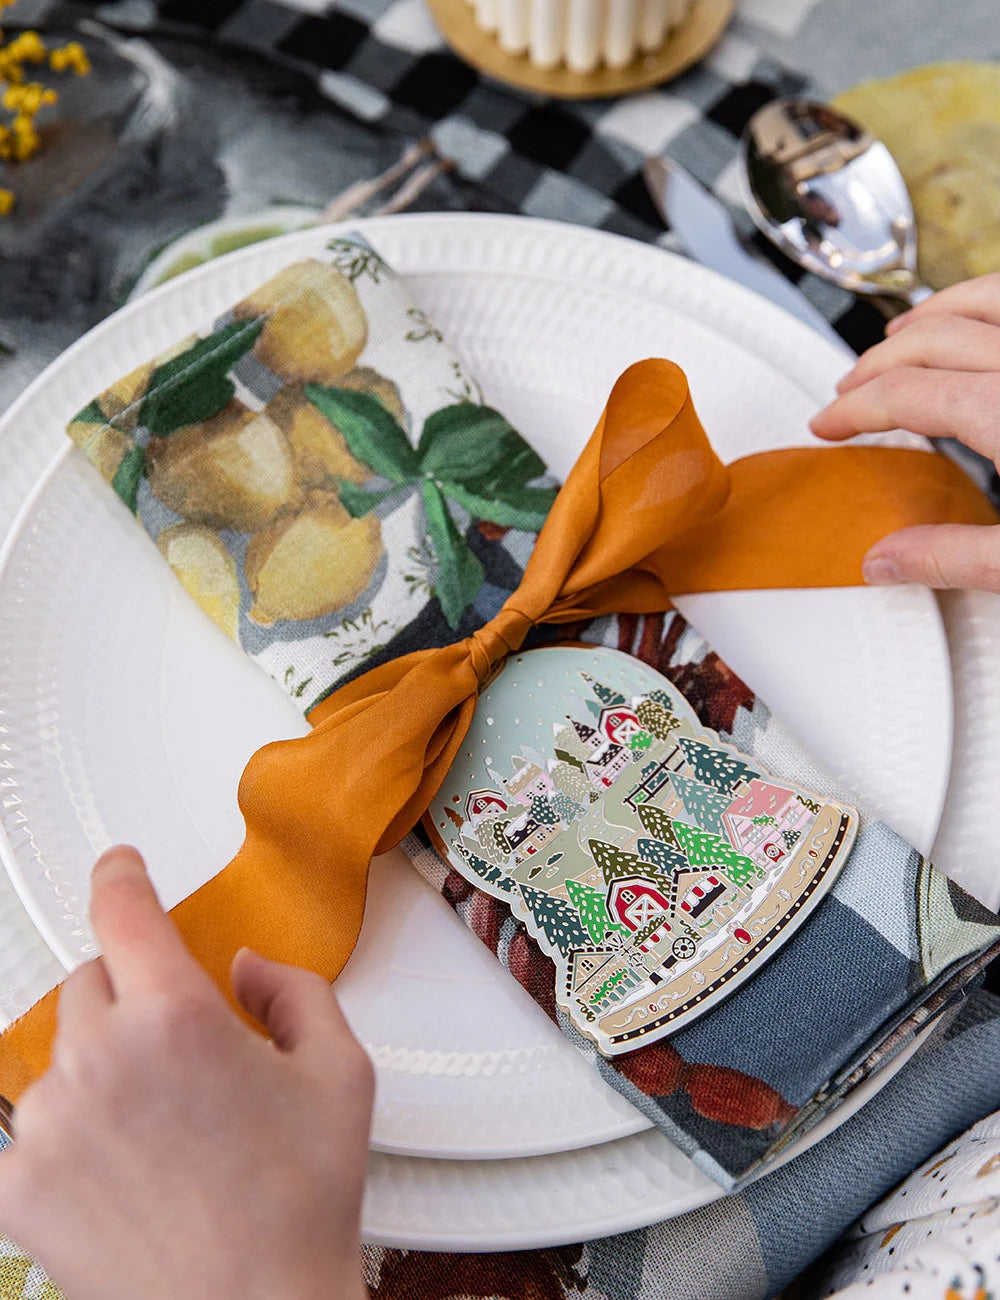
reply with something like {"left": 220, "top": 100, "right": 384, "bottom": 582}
{"left": 0, "top": 0, "right": 90, "bottom": 214}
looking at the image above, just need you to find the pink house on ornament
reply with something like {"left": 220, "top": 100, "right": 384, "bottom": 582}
{"left": 504, "top": 759, "right": 553, "bottom": 806}
{"left": 584, "top": 741, "right": 631, "bottom": 789}
{"left": 722, "top": 779, "right": 812, "bottom": 863}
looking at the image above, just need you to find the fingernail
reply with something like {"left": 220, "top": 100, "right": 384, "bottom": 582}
{"left": 863, "top": 555, "right": 902, "bottom": 585}
{"left": 808, "top": 414, "right": 830, "bottom": 437}
{"left": 94, "top": 844, "right": 139, "bottom": 873}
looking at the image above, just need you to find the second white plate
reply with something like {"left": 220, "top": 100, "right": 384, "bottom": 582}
{"left": 0, "top": 215, "right": 952, "bottom": 1170}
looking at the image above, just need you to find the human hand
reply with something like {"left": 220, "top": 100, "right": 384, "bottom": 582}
{"left": 810, "top": 274, "right": 1000, "bottom": 592}
{"left": 0, "top": 846, "right": 374, "bottom": 1300}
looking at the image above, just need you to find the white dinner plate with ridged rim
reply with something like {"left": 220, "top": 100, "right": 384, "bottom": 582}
{"left": 360, "top": 1018, "right": 937, "bottom": 1250}
{"left": 0, "top": 215, "right": 952, "bottom": 1187}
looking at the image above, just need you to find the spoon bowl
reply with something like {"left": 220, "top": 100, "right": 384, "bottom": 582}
{"left": 740, "top": 98, "right": 933, "bottom": 307}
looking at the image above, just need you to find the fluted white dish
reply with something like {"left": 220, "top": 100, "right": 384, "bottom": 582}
{"left": 0, "top": 214, "right": 972, "bottom": 1247}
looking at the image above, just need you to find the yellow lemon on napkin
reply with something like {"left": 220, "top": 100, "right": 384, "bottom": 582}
{"left": 158, "top": 524, "right": 241, "bottom": 640}
{"left": 834, "top": 62, "right": 1000, "bottom": 288}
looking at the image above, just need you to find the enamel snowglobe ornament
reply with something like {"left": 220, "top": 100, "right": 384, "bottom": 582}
{"left": 427, "top": 646, "right": 857, "bottom": 1058}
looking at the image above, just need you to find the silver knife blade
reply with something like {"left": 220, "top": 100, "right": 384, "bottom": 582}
{"left": 644, "top": 156, "right": 850, "bottom": 353}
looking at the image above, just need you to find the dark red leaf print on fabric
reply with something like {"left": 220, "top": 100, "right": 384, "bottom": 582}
{"left": 368, "top": 1244, "right": 587, "bottom": 1299}
{"left": 683, "top": 1063, "right": 797, "bottom": 1130}
{"left": 441, "top": 869, "right": 474, "bottom": 908}
{"left": 509, "top": 925, "right": 559, "bottom": 1024}
{"left": 470, "top": 889, "right": 504, "bottom": 953}
{"left": 477, "top": 520, "right": 510, "bottom": 542}
{"left": 614, "top": 1039, "right": 684, "bottom": 1097}
{"left": 665, "top": 654, "right": 755, "bottom": 736}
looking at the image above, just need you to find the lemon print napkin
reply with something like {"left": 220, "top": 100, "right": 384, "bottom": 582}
{"left": 68, "top": 233, "right": 557, "bottom": 713}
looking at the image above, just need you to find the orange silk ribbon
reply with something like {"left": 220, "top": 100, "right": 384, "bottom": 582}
{"left": 1, "top": 358, "right": 996, "bottom": 1100}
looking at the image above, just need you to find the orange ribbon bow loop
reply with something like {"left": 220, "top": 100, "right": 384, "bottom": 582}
{"left": 196, "top": 358, "right": 718, "bottom": 1002}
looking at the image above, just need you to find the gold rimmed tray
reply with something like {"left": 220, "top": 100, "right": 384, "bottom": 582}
{"left": 425, "top": 0, "right": 735, "bottom": 99}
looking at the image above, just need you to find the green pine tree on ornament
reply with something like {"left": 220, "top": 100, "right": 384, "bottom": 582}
{"left": 552, "top": 760, "right": 592, "bottom": 807}
{"left": 565, "top": 879, "right": 626, "bottom": 945}
{"left": 670, "top": 821, "right": 763, "bottom": 888}
{"left": 474, "top": 819, "right": 507, "bottom": 867}
{"left": 635, "top": 803, "right": 681, "bottom": 850}
{"left": 669, "top": 772, "right": 730, "bottom": 836}
{"left": 519, "top": 884, "right": 590, "bottom": 957}
{"left": 635, "top": 698, "right": 682, "bottom": 741}
{"left": 459, "top": 847, "right": 515, "bottom": 893}
{"left": 581, "top": 675, "right": 627, "bottom": 709}
{"left": 529, "top": 794, "right": 558, "bottom": 826}
{"left": 550, "top": 790, "right": 583, "bottom": 823}
{"left": 588, "top": 839, "right": 672, "bottom": 891}
{"left": 636, "top": 837, "right": 686, "bottom": 876}
{"left": 678, "top": 738, "right": 760, "bottom": 795}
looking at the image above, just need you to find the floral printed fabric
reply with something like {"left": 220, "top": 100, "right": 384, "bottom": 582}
{"left": 67, "top": 234, "right": 555, "bottom": 713}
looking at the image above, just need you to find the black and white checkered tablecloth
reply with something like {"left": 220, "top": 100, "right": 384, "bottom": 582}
{"left": 9, "top": 0, "right": 1000, "bottom": 373}
{"left": 53, "top": 0, "right": 933, "bottom": 357}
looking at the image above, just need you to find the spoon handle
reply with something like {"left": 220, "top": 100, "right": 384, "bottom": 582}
{"left": 900, "top": 282, "right": 934, "bottom": 308}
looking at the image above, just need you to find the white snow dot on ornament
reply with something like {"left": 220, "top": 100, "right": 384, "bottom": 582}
{"left": 536, "top": 679, "right": 544, "bottom": 687}
{"left": 486, "top": 716, "right": 494, "bottom": 726}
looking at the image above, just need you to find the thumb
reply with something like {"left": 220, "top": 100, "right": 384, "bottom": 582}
{"left": 231, "top": 948, "right": 352, "bottom": 1052}
{"left": 863, "top": 523, "right": 1000, "bottom": 593}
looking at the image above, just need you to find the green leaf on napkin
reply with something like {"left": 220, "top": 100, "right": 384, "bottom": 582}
{"left": 305, "top": 385, "right": 419, "bottom": 483}
{"left": 336, "top": 479, "right": 399, "bottom": 519}
{"left": 72, "top": 398, "right": 106, "bottom": 426}
{"left": 422, "top": 479, "right": 484, "bottom": 631}
{"left": 139, "top": 318, "right": 264, "bottom": 436}
{"left": 112, "top": 444, "right": 146, "bottom": 512}
{"left": 419, "top": 404, "right": 556, "bottom": 529}
{"left": 418, "top": 403, "right": 546, "bottom": 489}
{"left": 306, "top": 388, "right": 554, "bottom": 629}
{"left": 441, "top": 481, "right": 556, "bottom": 533}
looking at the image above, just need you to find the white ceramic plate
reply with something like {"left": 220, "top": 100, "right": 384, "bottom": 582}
{"left": 0, "top": 216, "right": 951, "bottom": 1181}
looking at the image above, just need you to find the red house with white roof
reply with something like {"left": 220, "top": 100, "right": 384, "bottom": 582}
{"left": 598, "top": 705, "right": 643, "bottom": 747}
{"left": 465, "top": 790, "right": 510, "bottom": 824}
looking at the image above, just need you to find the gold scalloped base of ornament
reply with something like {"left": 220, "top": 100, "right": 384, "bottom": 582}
{"left": 425, "top": 0, "right": 736, "bottom": 99}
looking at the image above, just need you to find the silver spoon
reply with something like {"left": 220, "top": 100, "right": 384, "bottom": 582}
{"left": 739, "top": 98, "right": 934, "bottom": 309}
